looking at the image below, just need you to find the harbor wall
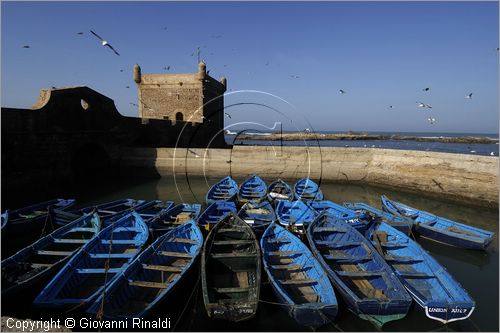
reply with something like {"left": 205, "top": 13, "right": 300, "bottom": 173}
{"left": 121, "top": 146, "right": 499, "bottom": 209}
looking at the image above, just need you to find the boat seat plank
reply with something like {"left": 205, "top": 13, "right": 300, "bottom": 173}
{"left": 384, "top": 255, "right": 424, "bottom": 263}
{"left": 113, "top": 227, "right": 141, "bottom": 233}
{"left": 89, "top": 253, "right": 137, "bottom": 259}
{"left": 76, "top": 268, "right": 121, "bottom": 274}
{"left": 268, "top": 251, "right": 302, "bottom": 257}
{"left": 265, "top": 238, "right": 291, "bottom": 244}
{"left": 210, "top": 252, "right": 256, "bottom": 258}
{"left": 212, "top": 287, "right": 251, "bottom": 293}
{"left": 142, "top": 264, "right": 183, "bottom": 273}
{"left": 101, "top": 239, "right": 140, "bottom": 245}
{"left": 97, "top": 209, "right": 122, "bottom": 214}
{"left": 37, "top": 250, "right": 74, "bottom": 256}
{"left": 172, "top": 238, "right": 198, "bottom": 244}
{"left": 279, "top": 279, "right": 318, "bottom": 285}
{"left": 218, "top": 228, "right": 248, "bottom": 233}
{"left": 158, "top": 251, "right": 192, "bottom": 259}
{"left": 53, "top": 238, "right": 88, "bottom": 244}
{"left": 397, "top": 272, "right": 435, "bottom": 278}
{"left": 336, "top": 270, "right": 384, "bottom": 277}
{"left": 270, "top": 264, "right": 303, "bottom": 270}
{"left": 67, "top": 227, "right": 96, "bottom": 233}
{"left": 29, "top": 263, "right": 53, "bottom": 268}
{"left": 313, "top": 227, "right": 349, "bottom": 233}
{"left": 129, "top": 280, "right": 168, "bottom": 289}
{"left": 323, "top": 255, "right": 372, "bottom": 262}
{"left": 213, "top": 240, "right": 254, "bottom": 245}
{"left": 315, "top": 241, "right": 362, "bottom": 248}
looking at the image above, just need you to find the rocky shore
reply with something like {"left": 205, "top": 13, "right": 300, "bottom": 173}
{"left": 235, "top": 132, "right": 498, "bottom": 144}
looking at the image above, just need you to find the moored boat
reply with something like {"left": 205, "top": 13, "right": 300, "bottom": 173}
{"left": 238, "top": 201, "right": 276, "bottom": 234}
{"left": 309, "top": 200, "right": 372, "bottom": 234}
{"left": 238, "top": 174, "right": 268, "bottom": 204}
{"left": 293, "top": 178, "right": 323, "bottom": 201}
{"left": 275, "top": 200, "right": 317, "bottom": 235}
{"left": 197, "top": 201, "right": 237, "bottom": 232}
{"left": 149, "top": 203, "right": 202, "bottom": 236}
{"left": 201, "top": 213, "right": 261, "bottom": 322}
{"left": 261, "top": 223, "right": 338, "bottom": 328}
{"left": 381, "top": 195, "right": 494, "bottom": 250}
{"left": 105, "top": 200, "right": 174, "bottom": 227}
{"left": 267, "top": 179, "right": 294, "bottom": 204}
{"left": 1, "top": 212, "right": 101, "bottom": 296}
{"left": 365, "top": 219, "right": 475, "bottom": 324}
{"left": 307, "top": 212, "right": 412, "bottom": 327}
{"left": 87, "top": 220, "right": 203, "bottom": 319}
{"left": 66, "top": 199, "right": 148, "bottom": 226}
{"left": 206, "top": 176, "right": 239, "bottom": 205}
{"left": 33, "top": 212, "right": 149, "bottom": 309}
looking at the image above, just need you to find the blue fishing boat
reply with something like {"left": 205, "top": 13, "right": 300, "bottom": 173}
{"left": 309, "top": 200, "right": 372, "bottom": 233}
{"left": 343, "top": 202, "right": 413, "bottom": 235}
{"left": 261, "top": 223, "right": 338, "bottom": 328}
{"left": 238, "top": 174, "right": 268, "bottom": 204}
{"left": 64, "top": 199, "right": 147, "bottom": 226}
{"left": 366, "top": 220, "right": 475, "bottom": 324}
{"left": 381, "top": 195, "right": 494, "bottom": 250}
{"left": 1, "top": 212, "right": 101, "bottom": 296}
{"left": 293, "top": 178, "right": 324, "bottom": 201}
{"left": 149, "top": 203, "right": 202, "bottom": 236}
{"left": 201, "top": 213, "right": 261, "bottom": 321}
{"left": 105, "top": 200, "right": 174, "bottom": 226}
{"left": 238, "top": 201, "right": 276, "bottom": 234}
{"left": 307, "top": 212, "right": 412, "bottom": 327}
{"left": 197, "top": 201, "right": 237, "bottom": 232}
{"left": 2, "top": 199, "right": 75, "bottom": 235}
{"left": 206, "top": 176, "right": 239, "bottom": 205}
{"left": 275, "top": 200, "right": 317, "bottom": 235}
{"left": 87, "top": 220, "right": 203, "bottom": 319}
{"left": 33, "top": 212, "right": 148, "bottom": 309}
{"left": 267, "top": 179, "right": 294, "bottom": 204}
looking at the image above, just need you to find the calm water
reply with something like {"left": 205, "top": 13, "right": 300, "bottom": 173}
{"left": 2, "top": 176, "right": 498, "bottom": 332}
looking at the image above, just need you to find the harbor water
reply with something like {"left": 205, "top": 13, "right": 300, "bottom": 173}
{"left": 1, "top": 176, "right": 498, "bottom": 331}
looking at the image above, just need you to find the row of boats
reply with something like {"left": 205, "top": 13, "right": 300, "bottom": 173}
{"left": 0, "top": 175, "right": 495, "bottom": 329}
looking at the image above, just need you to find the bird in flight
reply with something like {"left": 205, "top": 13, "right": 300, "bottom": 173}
{"left": 77, "top": 32, "right": 84, "bottom": 35}
{"left": 417, "top": 101, "right": 432, "bottom": 108}
{"left": 22, "top": 45, "right": 30, "bottom": 48}
{"left": 388, "top": 105, "right": 393, "bottom": 109}
{"left": 427, "top": 117, "right": 436, "bottom": 124}
{"left": 290, "top": 75, "right": 300, "bottom": 79}
{"left": 465, "top": 93, "right": 473, "bottom": 99}
{"left": 339, "top": 89, "right": 346, "bottom": 94}
{"left": 423, "top": 87, "right": 430, "bottom": 91}
{"left": 224, "top": 112, "right": 231, "bottom": 119}
{"left": 90, "top": 30, "right": 120, "bottom": 56}
{"left": 163, "top": 66, "right": 170, "bottom": 71}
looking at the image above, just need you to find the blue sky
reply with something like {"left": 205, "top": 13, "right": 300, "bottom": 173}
{"left": 1, "top": 1, "right": 498, "bottom": 133}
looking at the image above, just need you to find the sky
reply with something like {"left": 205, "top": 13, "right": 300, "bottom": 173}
{"left": 1, "top": 1, "right": 498, "bottom": 134}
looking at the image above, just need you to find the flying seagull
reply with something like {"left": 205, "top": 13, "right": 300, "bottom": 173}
{"left": 417, "top": 101, "right": 432, "bottom": 108}
{"left": 465, "top": 93, "right": 473, "bottom": 99}
{"left": 423, "top": 87, "right": 430, "bottom": 91}
{"left": 388, "top": 105, "right": 393, "bottom": 109}
{"left": 163, "top": 66, "right": 170, "bottom": 70}
{"left": 427, "top": 117, "right": 436, "bottom": 124}
{"left": 77, "top": 32, "right": 84, "bottom": 35}
{"left": 224, "top": 112, "right": 231, "bottom": 119}
{"left": 126, "top": 86, "right": 130, "bottom": 89}
{"left": 90, "top": 30, "right": 120, "bottom": 56}
{"left": 290, "top": 75, "right": 300, "bottom": 79}
{"left": 22, "top": 45, "right": 30, "bottom": 48}
{"left": 339, "top": 89, "right": 346, "bottom": 94}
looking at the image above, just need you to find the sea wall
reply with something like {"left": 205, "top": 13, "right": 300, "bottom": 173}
{"left": 121, "top": 146, "right": 499, "bottom": 208}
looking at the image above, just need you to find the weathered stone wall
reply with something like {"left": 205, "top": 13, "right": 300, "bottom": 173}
{"left": 121, "top": 146, "right": 499, "bottom": 208}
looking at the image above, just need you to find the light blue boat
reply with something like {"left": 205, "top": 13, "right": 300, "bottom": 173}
{"left": 261, "top": 223, "right": 338, "bottom": 328}
{"left": 206, "top": 176, "right": 239, "bottom": 205}
{"left": 238, "top": 174, "right": 268, "bottom": 204}
{"left": 309, "top": 200, "right": 372, "bottom": 234}
{"left": 267, "top": 179, "right": 294, "bottom": 204}
{"left": 366, "top": 220, "right": 475, "bottom": 324}
{"left": 197, "top": 201, "right": 237, "bottom": 232}
{"left": 238, "top": 201, "right": 276, "bottom": 234}
{"left": 275, "top": 200, "right": 318, "bottom": 235}
{"left": 293, "top": 178, "right": 323, "bottom": 201}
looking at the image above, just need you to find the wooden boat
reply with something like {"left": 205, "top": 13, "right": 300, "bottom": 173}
{"left": 1, "top": 212, "right": 101, "bottom": 296}
{"left": 105, "top": 200, "right": 174, "bottom": 226}
{"left": 197, "top": 201, "right": 237, "bottom": 232}
{"left": 237, "top": 174, "right": 268, "bottom": 204}
{"left": 309, "top": 200, "right": 372, "bottom": 234}
{"left": 343, "top": 202, "right": 413, "bottom": 235}
{"left": 64, "top": 199, "right": 147, "bottom": 226}
{"left": 206, "top": 176, "right": 239, "bottom": 205}
{"left": 237, "top": 201, "right": 276, "bottom": 234}
{"left": 261, "top": 223, "right": 338, "bottom": 328}
{"left": 366, "top": 220, "right": 475, "bottom": 324}
{"left": 293, "top": 178, "right": 323, "bottom": 201}
{"left": 381, "top": 195, "right": 494, "bottom": 250}
{"left": 33, "top": 212, "right": 149, "bottom": 309}
{"left": 2, "top": 199, "right": 75, "bottom": 235}
{"left": 267, "top": 179, "right": 294, "bottom": 204}
{"left": 149, "top": 203, "right": 202, "bottom": 237}
{"left": 201, "top": 213, "right": 261, "bottom": 322}
{"left": 307, "top": 212, "right": 412, "bottom": 327}
{"left": 275, "top": 200, "right": 317, "bottom": 235}
{"left": 87, "top": 220, "right": 203, "bottom": 319}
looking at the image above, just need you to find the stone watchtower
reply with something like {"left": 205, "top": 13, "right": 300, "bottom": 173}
{"left": 133, "top": 62, "right": 227, "bottom": 128}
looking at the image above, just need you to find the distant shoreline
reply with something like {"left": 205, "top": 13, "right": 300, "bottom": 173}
{"left": 233, "top": 132, "right": 499, "bottom": 144}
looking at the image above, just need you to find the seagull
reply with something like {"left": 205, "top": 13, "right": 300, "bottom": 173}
{"left": 490, "top": 152, "right": 495, "bottom": 156}
{"left": 290, "top": 75, "right": 300, "bottom": 79}
{"left": 417, "top": 102, "right": 432, "bottom": 108}
{"left": 427, "top": 117, "right": 436, "bottom": 124}
{"left": 126, "top": 86, "right": 130, "bottom": 89}
{"left": 224, "top": 112, "right": 231, "bottom": 119}
{"left": 388, "top": 105, "right": 393, "bottom": 109}
{"left": 120, "top": 69, "right": 124, "bottom": 72}
{"left": 77, "top": 32, "right": 84, "bottom": 35}
{"left": 339, "top": 89, "right": 346, "bottom": 94}
{"left": 465, "top": 93, "right": 473, "bottom": 99}
{"left": 22, "top": 45, "right": 30, "bottom": 48}
{"left": 188, "top": 149, "right": 200, "bottom": 158}
{"left": 90, "top": 30, "right": 120, "bottom": 56}
{"left": 129, "top": 102, "right": 138, "bottom": 107}
{"left": 163, "top": 66, "right": 170, "bottom": 70}
{"left": 265, "top": 62, "right": 269, "bottom": 66}
{"left": 207, "top": 70, "right": 211, "bottom": 75}
{"left": 423, "top": 87, "right": 430, "bottom": 91}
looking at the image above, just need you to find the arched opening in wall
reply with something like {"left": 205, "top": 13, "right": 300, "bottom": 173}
{"left": 71, "top": 143, "right": 111, "bottom": 182}
{"left": 176, "top": 112, "right": 184, "bottom": 121}
{"left": 81, "top": 99, "right": 90, "bottom": 110}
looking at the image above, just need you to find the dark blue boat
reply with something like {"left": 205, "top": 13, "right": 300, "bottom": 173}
{"left": 238, "top": 174, "right": 268, "bottom": 204}
{"left": 197, "top": 201, "right": 237, "bottom": 232}
{"left": 293, "top": 178, "right": 324, "bottom": 201}
{"left": 65, "top": 199, "right": 147, "bottom": 226}
{"left": 381, "top": 195, "right": 494, "bottom": 250}
{"left": 309, "top": 200, "right": 372, "bottom": 234}
{"left": 238, "top": 201, "right": 276, "bottom": 234}
{"left": 33, "top": 212, "right": 149, "bottom": 309}
{"left": 87, "top": 220, "right": 203, "bottom": 319}
{"left": 105, "top": 200, "right": 174, "bottom": 227}
{"left": 366, "top": 220, "right": 475, "bottom": 324}
{"left": 307, "top": 212, "right": 412, "bottom": 327}
{"left": 2, "top": 199, "right": 75, "bottom": 235}
{"left": 206, "top": 176, "right": 239, "bottom": 205}
{"left": 343, "top": 202, "right": 413, "bottom": 235}
{"left": 275, "top": 200, "right": 318, "bottom": 236}
{"left": 261, "top": 223, "right": 338, "bottom": 328}
{"left": 1, "top": 212, "right": 101, "bottom": 296}
{"left": 149, "top": 203, "right": 202, "bottom": 236}
{"left": 267, "top": 179, "right": 294, "bottom": 204}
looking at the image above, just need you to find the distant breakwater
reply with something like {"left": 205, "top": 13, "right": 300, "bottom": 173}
{"left": 236, "top": 132, "right": 498, "bottom": 144}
